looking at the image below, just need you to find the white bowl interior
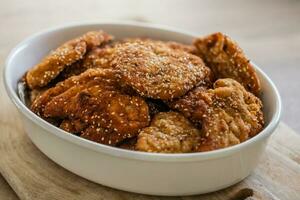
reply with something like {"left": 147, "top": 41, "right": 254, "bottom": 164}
{"left": 4, "top": 22, "right": 281, "bottom": 160}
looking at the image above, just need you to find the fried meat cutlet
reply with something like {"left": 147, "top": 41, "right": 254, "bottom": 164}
{"left": 31, "top": 68, "right": 114, "bottom": 117}
{"left": 33, "top": 68, "right": 150, "bottom": 145}
{"left": 25, "top": 31, "right": 265, "bottom": 153}
{"left": 172, "top": 78, "right": 264, "bottom": 151}
{"left": 26, "top": 31, "right": 113, "bottom": 89}
{"left": 136, "top": 112, "right": 201, "bottom": 153}
{"left": 193, "top": 32, "right": 261, "bottom": 95}
{"left": 112, "top": 40, "right": 211, "bottom": 100}
{"left": 68, "top": 90, "right": 149, "bottom": 145}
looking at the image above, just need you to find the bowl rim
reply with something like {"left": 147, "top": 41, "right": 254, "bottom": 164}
{"left": 3, "top": 21, "right": 282, "bottom": 162}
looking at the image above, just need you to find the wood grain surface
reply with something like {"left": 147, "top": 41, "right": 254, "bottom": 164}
{"left": 0, "top": 176, "right": 18, "bottom": 200}
{"left": 0, "top": 0, "right": 300, "bottom": 199}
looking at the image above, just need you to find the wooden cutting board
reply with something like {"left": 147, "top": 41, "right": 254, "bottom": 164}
{"left": 0, "top": 101, "right": 300, "bottom": 200}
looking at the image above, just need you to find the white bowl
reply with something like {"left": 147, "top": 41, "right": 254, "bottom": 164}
{"left": 4, "top": 22, "right": 281, "bottom": 196}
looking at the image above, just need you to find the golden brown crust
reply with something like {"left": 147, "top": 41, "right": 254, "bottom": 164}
{"left": 173, "top": 78, "right": 264, "bottom": 151}
{"left": 193, "top": 32, "right": 261, "bottom": 95}
{"left": 82, "top": 47, "right": 115, "bottom": 69}
{"left": 25, "top": 31, "right": 265, "bottom": 153}
{"left": 169, "top": 86, "right": 209, "bottom": 126}
{"left": 34, "top": 68, "right": 150, "bottom": 146}
{"left": 82, "top": 31, "right": 113, "bottom": 49}
{"left": 136, "top": 112, "right": 201, "bottom": 153}
{"left": 31, "top": 68, "right": 112, "bottom": 117}
{"left": 59, "top": 119, "right": 87, "bottom": 134}
{"left": 165, "top": 41, "right": 197, "bottom": 54}
{"left": 76, "top": 92, "right": 150, "bottom": 145}
{"left": 26, "top": 31, "right": 113, "bottom": 89}
{"left": 121, "top": 38, "right": 196, "bottom": 54}
{"left": 112, "top": 40, "right": 211, "bottom": 100}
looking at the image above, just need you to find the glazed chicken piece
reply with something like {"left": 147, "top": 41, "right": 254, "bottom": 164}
{"left": 171, "top": 78, "right": 264, "bottom": 151}
{"left": 26, "top": 31, "right": 113, "bottom": 89}
{"left": 194, "top": 32, "right": 261, "bottom": 95}
{"left": 136, "top": 112, "right": 201, "bottom": 153}
{"left": 112, "top": 39, "right": 211, "bottom": 100}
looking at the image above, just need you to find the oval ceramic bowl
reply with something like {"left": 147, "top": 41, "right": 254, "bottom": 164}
{"left": 4, "top": 22, "right": 281, "bottom": 196}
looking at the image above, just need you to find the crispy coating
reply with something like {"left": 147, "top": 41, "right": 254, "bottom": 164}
{"left": 31, "top": 68, "right": 113, "bottom": 117}
{"left": 38, "top": 68, "right": 150, "bottom": 145}
{"left": 169, "top": 86, "right": 209, "bottom": 127}
{"left": 25, "top": 32, "right": 265, "bottom": 153}
{"left": 112, "top": 40, "right": 211, "bottom": 100}
{"left": 80, "top": 47, "right": 138, "bottom": 95}
{"left": 74, "top": 91, "right": 149, "bottom": 145}
{"left": 60, "top": 119, "right": 86, "bottom": 134}
{"left": 136, "top": 112, "right": 201, "bottom": 153}
{"left": 26, "top": 31, "right": 113, "bottom": 89}
{"left": 172, "top": 78, "right": 264, "bottom": 151}
{"left": 82, "top": 47, "right": 115, "bottom": 69}
{"left": 166, "top": 41, "right": 197, "bottom": 54}
{"left": 122, "top": 38, "right": 196, "bottom": 54}
{"left": 193, "top": 32, "right": 261, "bottom": 95}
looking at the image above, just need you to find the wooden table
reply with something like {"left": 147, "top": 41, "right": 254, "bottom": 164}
{"left": 0, "top": 0, "right": 300, "bottom": 199}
